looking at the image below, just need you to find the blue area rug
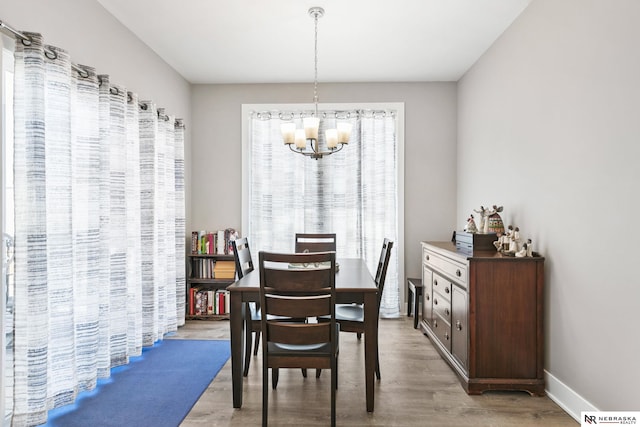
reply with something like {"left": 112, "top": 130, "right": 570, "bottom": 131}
{"left": 45, "top": 339, "right": 230, "bottom": 427}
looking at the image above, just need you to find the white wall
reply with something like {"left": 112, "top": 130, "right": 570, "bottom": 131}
{"left": 0, "top": 0, "right": 193, "bottom": 233}
{"left": 458, "top": 0, "right": 640, "bottom": 414}
{"left": 190, "top": 82, "right": 458, "bottom": 285}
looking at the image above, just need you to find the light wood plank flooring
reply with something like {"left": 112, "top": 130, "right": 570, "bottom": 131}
{"left": 173, "top": 317, "right": 576, "bottom": 426}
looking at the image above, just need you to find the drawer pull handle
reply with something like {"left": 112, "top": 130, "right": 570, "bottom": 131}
{"left": 456, "top": 269, "right": 461, "bottom": 277}
{"left": 434, "top": 279, "right": 438, "bottom": 286}
{"left": 456, "top": 321, "right": 462, "bottom": 331}
{"left": 426, "top": 255, "right": 430, "bottom": 261}
{"left": 434, "top": 319, "right": 438, "bottom": 328}
{"left": 434, "top": 298, "right": 438, "bottom": 305}
{"left": 426, "top": 294, "right": 430, "bottom": 301}
{"left": 445, "top": 287, "right": 450, "bottom": 294}
{"left": 445, "top": 308, "right": 450, "bottom": 316}
{"left": 444, "top": 332, "right": 449, "bottom": 340}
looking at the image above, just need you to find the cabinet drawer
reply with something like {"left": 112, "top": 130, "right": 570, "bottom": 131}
{"left": 433, "top": 293, "right": 451, "bottom": 324}
{"left": 432, "top": 314, "right": 451, "bottom": 352}
{"left": 424, "top": 249, "right": 467, "bottom": 288}
{"left": 432, "top": 273, "right": 452, "bottom": 301}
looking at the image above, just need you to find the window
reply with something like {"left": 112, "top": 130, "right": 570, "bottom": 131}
{"left": 241, "top": 103, "right": 404, "bottom": 317}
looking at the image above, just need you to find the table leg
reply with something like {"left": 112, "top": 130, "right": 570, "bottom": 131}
{"left": 230, "top": 292, "right": 244, "bottom": 408}
{"left": 363, "top": 292, "right": 377, "bottom": 412}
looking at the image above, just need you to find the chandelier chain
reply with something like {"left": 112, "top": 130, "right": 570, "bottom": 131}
{"left": 313, "top": 10, "right": 319, "bottom": 115}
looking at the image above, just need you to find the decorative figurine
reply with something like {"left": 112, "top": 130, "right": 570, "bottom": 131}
{"left": 494, "top": 231, "right": 509, "bottom": 251}
{"left": 526, "top": 239, "right": 533, "bottom": 257}
{"left": 493, "top": 233, "right": 502, "bottom": 251}
{"left": 465, "top": 214, "right": 478, "bottom": 233}
{"left": 509, "top": 226, "right": 521, "bottom": 253}
{"left": 486, "top": 205, "right": 505, "bottom": 235}
{"left": 473, "top": 206, "right": 489, "bottom": 234}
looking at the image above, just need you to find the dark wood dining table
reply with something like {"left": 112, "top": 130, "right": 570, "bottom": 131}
{"left": 227, "top": 258, "right": 379, "bottom": 412}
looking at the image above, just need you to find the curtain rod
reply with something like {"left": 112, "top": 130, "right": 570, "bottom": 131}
{"left": 1, "top": 19, "right": 88, "bottom": 78}
{"left": 1, "top": 18, "right": 184, "bottom": 128}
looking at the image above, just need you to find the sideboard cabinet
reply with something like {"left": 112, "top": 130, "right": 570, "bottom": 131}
{"left": 420, "top": 241, "right": 545, "bottom": 396}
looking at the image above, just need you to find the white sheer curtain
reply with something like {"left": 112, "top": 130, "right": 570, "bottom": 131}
{"left": 248, "top": 109, "right": 399, "bottom": 318}
{"left": 11, "top": 33, "right": 185, "bottom": 426}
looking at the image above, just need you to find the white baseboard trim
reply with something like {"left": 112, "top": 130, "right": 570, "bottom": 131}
{"left": 545, "top": 370, "right": 598, "bottom": 423}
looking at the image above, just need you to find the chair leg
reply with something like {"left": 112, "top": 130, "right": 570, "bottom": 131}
{"left": 243, "top": 320, "right": 253, "bottom": 377}
{"left": 375, "top": 348, "right": 381, "bottom": 380}
{"left": 316, "top": 369, "right": 322, "bottom": 378}
{"left": 331, "top": 359, "right": 337, "bottom": 427}
{"left": 302, "top": 368, "right": 307, "bottom": 377}
{"left": 253, "top": 329, "right": 260, "bottom": 355}
{"left": 272, "top": 368, "right": 279, "bottom": 389}
{"left": 263, "top": 365, "right": 269, "bottom": 427}
{"left": 357, "top": 332, "right": 362, "bottom": 340}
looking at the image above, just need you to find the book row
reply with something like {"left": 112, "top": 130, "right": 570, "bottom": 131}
{"left": 189, "top": 287, "right": 230, "bottom": 316}
{"left": 191, "top": 228, "right": 239, "bottom": 255}
{"left": 190, "top": 259, "right": 235, "bottom": 280}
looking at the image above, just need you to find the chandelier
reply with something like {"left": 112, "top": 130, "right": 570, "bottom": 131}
{"left": 281, "top": 7, "right": 352, "bottom": 159}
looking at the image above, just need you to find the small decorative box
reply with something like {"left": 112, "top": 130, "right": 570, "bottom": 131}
{"left": 455, "top": 231, "right": 497, "bottom": 255}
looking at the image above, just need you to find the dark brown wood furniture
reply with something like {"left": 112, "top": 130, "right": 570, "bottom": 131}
{"left": 318, "top": 238, "right": 392, "bottom": 380}
{"left": 420, "top": 241, "right": 545, "bottom": 396}
{"left": 258, "top": 251, "right": 338, "bottom": 427}
{"left": 231, "top": 237, "right": 259, "bottom": 377}
{"left": 294, "top": 233, "right": 337, "bottom": 253}
{"left": 186, "top": 253, "right": 235, "bottom": 320}
{"left": 228, "top": 258, "right": 379, "bottom": 412}
{"left": 407, "top": 277, "right": 423, "bottom": 329}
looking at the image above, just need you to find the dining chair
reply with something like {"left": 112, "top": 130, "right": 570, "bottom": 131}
{"left": 231, "top": 237, "right": 260, "bottom": 377}
{"left": 294, "top": 233, "right": 337, "bottom": 253}
{"left": 259, "top": 251, "right": 339, "bottom": 427}
{"left": 318, "top": 238, "right": 393, "bottom": 380}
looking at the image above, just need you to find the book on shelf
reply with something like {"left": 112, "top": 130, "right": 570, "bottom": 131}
{"left": 213, "top": 260, "right": 236, "bottom": 279}
{"left": 188, "top": 287, "right": 230, "bottom": 316}
{"left": 191, "top": 228, "right": 239, "bottom": 255}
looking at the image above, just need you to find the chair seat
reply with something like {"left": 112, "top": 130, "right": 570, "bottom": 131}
{"left": 335, "top": 304, "right": 364, "bottom": 322}
{"left": 269, "top": 341, "right": 333, "bottom": 354}
{"left": 269, "top": 323, "right": 340, "bottom": 354}
{"left": 318, "top": 304, "right": 364, "bottom": 323}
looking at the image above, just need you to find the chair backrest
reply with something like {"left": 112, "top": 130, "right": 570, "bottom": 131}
{"left": 294, "top": 233, "right": 337, "bottom": 253}
{"left": 232, "top": 237, "right": 254, "bottom": 279}
{"left": 374, "top": 238, "right": 394, "bottom": 308}
{"left": 259, "top": 251, "right": 336, "bottom": 347}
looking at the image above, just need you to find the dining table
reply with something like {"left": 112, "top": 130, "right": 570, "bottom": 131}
{"left": 227, "top": 257, "right": 379, "bottom": 412}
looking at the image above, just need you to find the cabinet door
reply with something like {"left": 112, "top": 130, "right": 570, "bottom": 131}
{"left": 422, "top": 267, "right": 433, "bottom": 327}
{"left": 451, "top": 285, "right": 468, "bottom": 371}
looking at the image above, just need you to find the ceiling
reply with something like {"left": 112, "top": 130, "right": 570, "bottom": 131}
{"left": 97, "top": 0, "right": 531, "bottom": 85}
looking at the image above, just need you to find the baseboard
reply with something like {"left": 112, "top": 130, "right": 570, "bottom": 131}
{"left": 545, "top": 370, "right": 598, "bottom": 422}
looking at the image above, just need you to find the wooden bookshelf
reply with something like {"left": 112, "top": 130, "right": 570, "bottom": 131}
{"left": 186, "top": 253, "right": 235, "bottom": 320}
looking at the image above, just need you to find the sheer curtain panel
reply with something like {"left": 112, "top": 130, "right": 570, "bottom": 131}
{"left": 11, "top": 33, "right": 185, "bottom": 426}
{"left": 248, "top": 109, "right": 400, "bottom": 318}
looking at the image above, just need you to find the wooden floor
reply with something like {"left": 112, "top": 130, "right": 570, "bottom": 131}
{"left": 174, "top": 316, "right": 576, "bottom": 426}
